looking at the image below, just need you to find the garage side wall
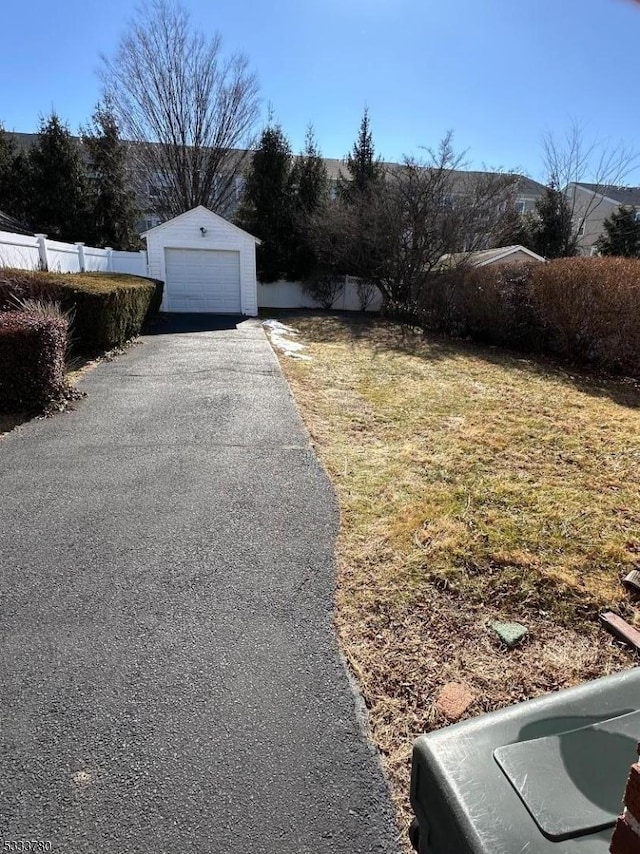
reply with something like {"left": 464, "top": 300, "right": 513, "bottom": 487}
{"left": 146, "top": 209, "right": 258, "bottom": 316}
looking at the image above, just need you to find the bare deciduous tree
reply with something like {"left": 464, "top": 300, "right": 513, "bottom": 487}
{"left": 302, "top": 272, "right": 344, "bottom": 309}
{"left": 310, "top": 132, "right": 520, "bottom": 305}
{"left": 541, "top": 122, "right": 639, "bottom": 255}
{"left": 354, "top": 277, "right": 379, "bottom": 311}
{"left": 100, "top": 0, "right": 260, "bottom": 219}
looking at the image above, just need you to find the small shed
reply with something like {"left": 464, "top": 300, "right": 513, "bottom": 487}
{"left": 143, "top": 206, "right": 260, "bottom": 315}
{"left": 439, "top": 245, "right": 546, "bottom": 269}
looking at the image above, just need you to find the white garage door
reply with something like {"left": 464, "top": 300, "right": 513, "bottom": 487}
{"left": 164, "top": 248, "right": 241, "bottom": 313}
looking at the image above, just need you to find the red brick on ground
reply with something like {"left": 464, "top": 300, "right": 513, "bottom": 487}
{"left": 435, "top": 682, "right": 475, "bottom": 722}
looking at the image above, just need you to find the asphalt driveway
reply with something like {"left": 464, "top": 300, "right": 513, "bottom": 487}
{"left": 0, "top": 317, "right": 399, "bottom": 853}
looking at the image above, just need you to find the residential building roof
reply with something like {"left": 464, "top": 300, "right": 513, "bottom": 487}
{"left": 0, "top": 209, "right": 34, "bottom": 236}
{"left": 140, "top": 205, "right": 261, "bottom": 243}
{"left": 9, "top": 132, "right": 546, "bottom": 196}
{"left": 572, "top": 183, "right": 640, "bottom": 207}
{"left": 439, "top": 244, "right": 545, "bottom": 268}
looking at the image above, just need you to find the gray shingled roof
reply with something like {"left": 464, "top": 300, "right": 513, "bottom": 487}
{"left": 438, "top": 245, "right": 545, "bottom": 268}
{"left": 0, "top": 209, "right": 34, "bottom": 236}
{"left": 10, "top": 132, "right": 546, "bottom": 195}
{"left": 321, "top": 157, "right": 545, "bottom": 193}
{"left": 574, "top": 183, "right": 640, "bottom": 207}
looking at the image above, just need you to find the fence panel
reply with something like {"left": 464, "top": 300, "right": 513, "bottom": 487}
{"left": 83, "top": 248, "right": 110, "bottom": 273}
{"left": 257, "top": 280, "right": 317, "bottom": 309}
{"left": 258, "top": 278, "right": 382, "bottom": 312}
{"left": 111, "top": 250, "right": 147, "bottom": 276}
{"left": 0, "top": 230, "right": 41, "bottom": 270}
{"left": 44, "top": 240, "right": 82, "bottom": 274}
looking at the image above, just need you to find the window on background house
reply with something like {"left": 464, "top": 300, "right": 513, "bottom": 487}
{"left": 148, "top": 171, "right": 172, "bottom": 201}
{"left": 514, "top": 199, "right": 527, "bottom": 215}
{"left": 635, "top": 209, "right": 640, "bottom": 222}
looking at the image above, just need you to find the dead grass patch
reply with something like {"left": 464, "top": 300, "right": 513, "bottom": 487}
{"left": 270, "top": 312, "right": 639, "bottom": 846}
{"left": 0, "top": 412, "right": 29, "bottom": 438}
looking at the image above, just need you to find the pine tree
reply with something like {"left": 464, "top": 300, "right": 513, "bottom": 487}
{"left": 530, "top": 181, "right": 576, "bottom": 258}
{"left": 289, "top": 126, "right": 328, "bottom": 279}
{"left": 596, "top": 205, "right": 640, "bottom": 257}
{"left": 291, "top": 126, "right": 328, "bottom": 214}
{"left": 0, "top": 125, "right": 15, "bottom": 210}
{"left": 338, "top": 108, "right": 384, "bottom": 202}
{"left": 493, "top": 204, "right": 537, "bottom": 251}
{"left": 82, "top": 102, "right": 139, "bottom": 249}
{"left": 0, "top": 125, "right": 31, "bottom": 224}
{"left": 235, "top": 122, "right": 294, "bottom": 282}
{"left": 29, "top": 112, "right": 90, "bottom": 242}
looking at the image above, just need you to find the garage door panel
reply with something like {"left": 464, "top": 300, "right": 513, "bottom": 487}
{"left": 165, "top": 248, "right": 241, "bottom": 313}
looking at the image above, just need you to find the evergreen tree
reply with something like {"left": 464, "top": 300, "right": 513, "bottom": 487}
{"left": 595, "top": 205, "right": 640, "bottom": 257}
{"left": 289, "top": 126, "right": 328, "bottom": 279}
{"left": 529, "top": 181, "right": 576, "bottom": 258}
{"left": 291, "top": 126, "right": 328, "bottom": 214}
{"left": 235, "top": 122, "right": 294, "bottom": 282}
{"left": 338, "top": 108, "right": 384, "bottom": 202}
{"left": 493, "top": 204, "right": 537, "bottom": 251}
{"left": 0, "top": 125, "right": 15, "bottom": 210}
{"left": 82, "top": 101, "right": 139, "bottom": 249}
{"left": 0, "top": 125, "right": 31, "bottom": 224}
{"left": 29, "top": 112, "right": 90, "bottom": 242}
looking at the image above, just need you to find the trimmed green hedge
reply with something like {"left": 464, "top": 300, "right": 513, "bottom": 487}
{"left": 0, "top": 309, "right": 68, "bottom": 412}
{"left": 0, "top": 270, "right": 163, "bottom": 352}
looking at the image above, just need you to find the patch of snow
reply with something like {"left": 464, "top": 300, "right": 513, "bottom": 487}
{"left": 271, "top": 333, "right": 305, "bottom": 353}
{"left": 262, "top": 319, "right": 298, "bottom": 335}
{"left": 263, "top": 317, "right": 311, "bottom": 361}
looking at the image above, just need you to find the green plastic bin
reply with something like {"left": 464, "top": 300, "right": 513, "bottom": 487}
{"left": 409, "top": 667, "right": 640, "bottom": 853}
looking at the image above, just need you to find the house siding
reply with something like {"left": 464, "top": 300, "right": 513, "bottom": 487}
{"left": 567, "top": 186, "right": 617, "bottom": 255}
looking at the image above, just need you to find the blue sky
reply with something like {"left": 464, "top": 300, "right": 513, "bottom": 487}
{"left": 2, "top": 0, "right": 639, "bottom": 182}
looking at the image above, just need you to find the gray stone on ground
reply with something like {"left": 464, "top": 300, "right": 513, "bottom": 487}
{"left": 491, "top": 620, "right": 528, "bottom": 648}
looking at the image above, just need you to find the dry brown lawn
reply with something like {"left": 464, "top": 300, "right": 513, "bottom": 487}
{"left": 269, "top": 312, "right": 640, "bottom": 845}
{"left": 0, "top": 412, "right": 28, "bottom": 437}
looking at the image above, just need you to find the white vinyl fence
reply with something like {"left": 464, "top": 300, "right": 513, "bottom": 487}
{"left": 0, "top": 230, "right": 148, "bottom": 277}
{"left": 0, "top": 227, "right": 381, "bottom": 312}
{"left": 258, "top": 276, "right": 383, "bottom": 312}
{"left": 0, "top": 232, "right": 40, "bottom": 271}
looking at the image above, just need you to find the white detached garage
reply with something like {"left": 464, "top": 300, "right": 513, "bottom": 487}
{"left": 143, "top": 206, "right": 260, "bottom": 316}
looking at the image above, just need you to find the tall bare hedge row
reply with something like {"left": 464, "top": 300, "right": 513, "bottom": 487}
{"left": 391, "top": 258, "right": 640, "bottom": 377}
{"left": 530, "top": 258, "right": 640, "bottom": 375}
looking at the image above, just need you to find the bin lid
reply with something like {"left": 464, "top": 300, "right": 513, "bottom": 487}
{"left": 494, "top": 709, "right": 640, "bottom": 841}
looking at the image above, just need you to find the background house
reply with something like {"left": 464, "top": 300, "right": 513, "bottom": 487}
{"left": 8, "top": 132, "right": 546, "bottom": 239}
{"left": 566, "top": 182, "right": 640, "bottom": 255}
